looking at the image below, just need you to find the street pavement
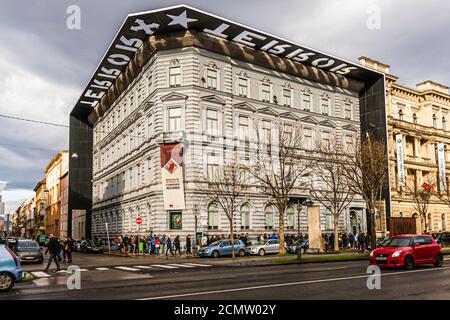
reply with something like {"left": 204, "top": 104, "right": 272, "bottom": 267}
{"left": 1, "top": 252, "right": 450, "bottom": 300}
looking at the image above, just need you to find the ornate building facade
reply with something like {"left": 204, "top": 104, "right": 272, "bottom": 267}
{"left": 69, "top": 6, "right": 386, "bottom": 241}
{"left": 360, "top": 57, "right": 450, "bottom": 234}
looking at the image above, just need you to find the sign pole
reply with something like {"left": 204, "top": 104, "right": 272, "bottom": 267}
{"left": 105, "top": 222, "right": 111, "bottom": 254}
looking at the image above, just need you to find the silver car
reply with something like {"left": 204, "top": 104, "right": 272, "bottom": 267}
{"left": 249, "top": 239, "right": 286, "bottom": 256}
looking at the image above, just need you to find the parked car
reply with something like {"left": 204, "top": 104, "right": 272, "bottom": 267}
{"left": 370, "top": 234, "right": 443, "bottom": 269}
{"left": 80, "top": 240, "right": 103, "bottom": 254}
{"left": 288, "top": 239, "right": 309, "bottom": 254}
{"left": 11, "top": 239, "right": 43, "bottom": 264}
{"left": 437, "top": 232, "right": 450, "bottom": 247}
{"left": 198, "top": 239, "right": 248, "bottom": 258}
{"left": 249, "top": 239, "right": 287, "bottom": 256}
{"left": 0, "top": 236, "right": 6, "bottom": 245}
{"left": 0, "top": 244, "right": 23, "bottom": 292}
{"left": 5, "top": 238, "right": 17, "bottom": 251}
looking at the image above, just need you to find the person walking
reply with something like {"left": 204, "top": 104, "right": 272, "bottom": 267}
{"left": 63, "top": 237, "right": 73, "bottom": 263}
{"left": 154, "top": 237, "right": 160, "bottom": 255}
{"left": 44, "top": 234, "right": 61, "bottom": 273}
{"left": 174, "top": 235, "right": 181, "bottom": 255}
{"left": 186, "top": 235, "right": 192, "bottom": 255}
{"left": 160, "top": 235, "right": 166, "bottom": 255}
{"left": 166, "top": 237, "right": 174, "bottom": 256}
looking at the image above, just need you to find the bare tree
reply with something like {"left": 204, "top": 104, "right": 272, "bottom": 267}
{"left": 244, "top": 121, "right": 313, "bottom": 255}
{"left": 403, "top": 181, "right": 435, "bottom": 233}
{"left": 201, "top": 153, "right": 245, "bottom": 258}
{"left": 344, "top": 134, "right": 388, "bottom": 250}
{"left": 309, "top": 134, "right": 355, "bottom": 252}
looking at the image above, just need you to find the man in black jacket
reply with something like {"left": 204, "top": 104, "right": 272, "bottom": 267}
{"left": 44, "top": 234, "right": 61, "bottom": 273}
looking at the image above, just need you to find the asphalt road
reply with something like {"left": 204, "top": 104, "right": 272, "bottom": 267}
{"left": 2, "top": 257, "right": 450, "bottom": 300}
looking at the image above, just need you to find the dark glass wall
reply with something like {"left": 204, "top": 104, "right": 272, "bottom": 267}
{"left": 68, "top": 115, "right": 93, "bottom": 238}
{"left": 359, "top": 76, "right": 391, "bottom": 231}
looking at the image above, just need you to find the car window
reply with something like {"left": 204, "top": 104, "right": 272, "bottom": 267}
{"left": 234, "top": 240, "right": 241, "bottom": 245}
{"left": 415, "top": 236, "right": 432, "bottom": 245}
{"left": 221, "top": 240, "right": 231, "bottom": 246}
{"left": 384, "top": 237, "right": 413, "bottom": 247}
{"left": 18, "top": 241, "right": 39, "bottom": 249}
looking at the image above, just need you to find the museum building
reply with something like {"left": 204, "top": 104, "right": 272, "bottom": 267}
{"left": 68, "top": 5, "right": 387, "bottom": 240}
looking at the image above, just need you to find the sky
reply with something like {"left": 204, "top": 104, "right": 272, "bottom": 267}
{"left": 1, "top": 0, "right": 450, "bottom": 214}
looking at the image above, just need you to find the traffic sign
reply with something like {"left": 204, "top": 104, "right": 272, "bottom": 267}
{"left": 136, "top": 217, "right": 143, "bottom": 225}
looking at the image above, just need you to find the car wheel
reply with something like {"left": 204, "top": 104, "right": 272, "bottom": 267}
{"left": 212, "top": 250, "right": 220, "bottom": 258}
{"left": 404, "top": 255, "right": 414, "bottom": 270}
{"left": 434, "top": 253, "right": 444, "bottom": 267}
{"left": 0, "top": 273, "right": 14, "bottom": 292}
{"left": 258, "top": 249, "right": 265, "bottom": 256}
{"left": 238, "top": 249, "right": 245, "bottom": 257}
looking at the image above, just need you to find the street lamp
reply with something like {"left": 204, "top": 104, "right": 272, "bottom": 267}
{"left": 193, "top": 204, "right": 199, "bottom": 255}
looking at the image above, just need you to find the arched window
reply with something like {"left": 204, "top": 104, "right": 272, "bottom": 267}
{"left": 442, "top": 214, "right": 446, "bottom": 231}
{"left": 398, "top": 109, "right": 403, "bottom": 120}
{"left": 264, "top": 205, "right": 274, "bottom": 229}
{"left": 375, "top": 211, "right": 382, "bottom": 231}
{"left": 412, "top": 213, "right": 420, "bottom": 233}
{"left": 428, "top": 213, "right": 432, "bottom": 231}
{"left": 146, "top": 204, "right": 151, "bottom": 234}
{"left": 413, "top": 113, "right": 417, "bottom": 124}
{"left": 433, "top": 114, "right": 437, "bottom": 128}
{"left": 208, "top": 203, "right": 219, "bottom": 229}
{"left": 286, "top": 206, "right": 295, "bottom": 229}
{"left": 240, "top": 204, "right": 250, "bottom": 229}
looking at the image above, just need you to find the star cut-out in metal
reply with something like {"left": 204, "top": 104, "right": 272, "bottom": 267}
{"left": 167, "top": 10, "right": 198, "bottom": 29}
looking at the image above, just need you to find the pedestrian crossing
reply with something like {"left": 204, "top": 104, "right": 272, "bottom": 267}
{"left": 30, "top": 262, "right": 212, "bottom": 279}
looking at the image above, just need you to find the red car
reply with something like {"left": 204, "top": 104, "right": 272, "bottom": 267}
{"left": 370, "top": 235, "right": 443, "bottom": 269}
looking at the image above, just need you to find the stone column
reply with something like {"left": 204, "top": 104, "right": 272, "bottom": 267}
{"left": 307, "top": 205, "right": 323, "bottom": 253}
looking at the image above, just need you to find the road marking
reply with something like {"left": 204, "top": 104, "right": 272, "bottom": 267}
{"left": 137, "top": 266, "right": 450, "bottom": 300}
{"left": 115, "top": 266, "right": 140, "bottom": 271}
{"left": 184, "top": 263, "right": 212, "bottom": 267}
{"left": 95, "top": 267, "right": 110, "bottom": 271}
{"left": 168, "top": 264, "right": 196, "bottom": 268}
{"left": 134, "top": 266, "right": 153, "bottom": 269}
{"left": 31, "top": 272, "right": 50, "bottom": 278}
{"left": 151, "top": 264, "right": 178, "bottom": 269}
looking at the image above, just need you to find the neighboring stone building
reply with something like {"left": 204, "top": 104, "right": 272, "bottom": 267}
{"left": 69, "top": 6, "right": 387, "bottom": 241}
{"left": 60, "top": 172, "right": 69, "bottom": 238}
{"left": 44, "top": 151, "right": 69, "bottom": 237}
{"left": 33, "top": 179, "right": 47, "bottom": 237}
{"left": 360, "top": 56, "right": 450, "bottom": 234}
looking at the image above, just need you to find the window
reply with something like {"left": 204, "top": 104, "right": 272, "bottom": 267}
{"left": 442, "top": 214, "right": 446, "bottom": 230}
{"left": 345, "top": 135, "right": 354, "bottom": 152}
{"left": 286, "top": 206, "right": 295, "bottom": 229}
{"left": 321, "top": 98, "right": 329, "bottom": 115}
{"left": 302, "top": 93, "right": 311, "bottom": 111}
{"left": 433, "top": 114, "right": 437, "bottom": 128}
{"left": 169, "top": 211, "right": 182, "bottom": 230}
{"left": 238, "top": 116, "right": 249, "bottom": 140}
{"left": 304, "top": 128, "right": 313, "bottom": 149}
{"left": 169, "top": 66, "right": 181, "bottom": 87}
{"left": 206, "top": 109, "right": 219, "bottom": 135}
{"left": 241, "top": 204, "right": 250, "bottom": 229}
{"left": 322, "top": 131, "right": 330, "bottom": 147}
{"left": 208, "top": 203, "right": 219, "bottom": 229}
{"left": 282, "top": 89, "right": 292, "bottom": 107}
{"left": 398, "top": 109, "right": 403, "bottom": 121}
{"left": 264, "top": 205, "right": 274, "bottom": 229}
{"left": 147, "top": 74, "right": 153, "bottom": 94}
{"left": 413, "top": 113, "right": 417, "bottom": 124}
{"left": 206, "top": 69, "right": 217, "bottom": 89}
{"left": 443, "top": 117, "right": 447, "bottom": 130}
{"left": 238, "top": 77, "right": 248, "bottom": 97}
{"left": 128, "top": 168, "right": 133, "bottom": 190}
{"left": 262, "top": 120, "right": 272, "bottom": 148}
{"left": 168, "top": 107, "right": 181, "bottom": 131}
{"left": 207, "top": 153, "right": 219, "bottom": 180}
{"left": 344, "top": 103, "right": 352, "bottom": 120}
{"left": 326, "top": 210, "right": 334, "bottom": 230}
{"left": 261, "top": 84, "right": 271, "bottom": 102}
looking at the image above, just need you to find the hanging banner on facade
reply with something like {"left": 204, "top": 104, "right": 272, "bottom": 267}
{"left": 160, "top": 143, "right": 186, "bottom": 210}
{"left": 438, "top": 143, "right": 447, "bottom": 191}
{"left": 396, "top": 134, "right": 405, "bottom": 187}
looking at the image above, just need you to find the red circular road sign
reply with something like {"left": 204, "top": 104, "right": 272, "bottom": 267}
{"left": 136, "top": 217, "right": 143, "bottom": 225}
